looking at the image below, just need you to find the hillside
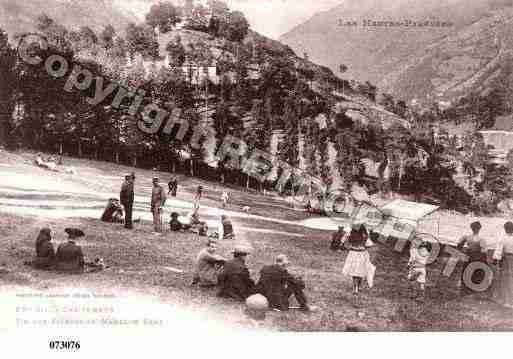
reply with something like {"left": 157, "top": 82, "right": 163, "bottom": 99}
{"left": 0, "top": 0, "right": 139, "bottom": 36}
{"left": 280, "top": 0, "right": 513, "bottom": 104}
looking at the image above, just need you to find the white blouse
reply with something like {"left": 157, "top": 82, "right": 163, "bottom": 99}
{"left": 493, "top": 233, "right": 513, "bottom": 260}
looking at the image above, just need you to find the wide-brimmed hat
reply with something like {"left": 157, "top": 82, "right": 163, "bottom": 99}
{"left": 232, "top": 242, "right": 253, "bottom": 255}
{"left": 276, "top": 254, "right": 289, "bottom": 265}
{"left": 65, "top": 228, "right": 85, "bottom": 238}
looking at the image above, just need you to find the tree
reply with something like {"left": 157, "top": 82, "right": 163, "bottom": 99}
{"left": 379, "top": 93, "right": 395, "bottom": 113}
{"left": 145, "top": 2, "right": 181, "bottom": 33}
{"left": 0, "top": 28, "right": 16, "bottom": 148}
{"left": 36, "top": 13, "right": 54, "bottom": 32}
{"left": 383, "top": 123, "right": 411, "bottom": 191}
{"left": 357, "top": 81, "right": 377, "bottom": 102}
{"left": 219, "top": 11, "right": 249, "bottom": 42}
{"left": 100, "top": 25, "right": 116, "bottom": 49}
{"left": 79, "top": 26, "right": 98, "bottom": 49}
{"left": 125, "top": 23, "right": 159, "bottom": 59}
{"left": 166, "top": 35, "right": 186, "bottom": 67}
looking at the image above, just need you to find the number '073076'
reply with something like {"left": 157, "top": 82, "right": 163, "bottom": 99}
{"left": 49, "top": 341, "right": 80, "bottom": 350}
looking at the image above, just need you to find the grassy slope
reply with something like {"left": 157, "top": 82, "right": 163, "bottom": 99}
{"left": 2, "top": 149, "right": 513, "bottom": 330}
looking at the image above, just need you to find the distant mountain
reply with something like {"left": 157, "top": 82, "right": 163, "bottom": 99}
{"left": 0, "top": 0, "right": 140, "bottom": 36}
{"left": 280, "top": 0, "right": 513, "bottom": 104}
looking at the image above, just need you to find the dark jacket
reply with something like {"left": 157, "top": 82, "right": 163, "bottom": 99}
{"left": 169, "top": 218, "right": 183, "bottom": 231}
{"left": 222, "top": 219, "right": 234, "bottom": 239}
{"left": 217, "top": 258, "right": 255, "bottom": 301}
{"left": 55, "top": 241, "right": 85, "bottom": 273}
{"left": 120, "top": 180, "right": 134, "bottom": 205}
{"left": 256, "top": 264, "right": 305, "bottom": 311}
{"left": 33, "top": 230, "right": 55, "bottom": 270}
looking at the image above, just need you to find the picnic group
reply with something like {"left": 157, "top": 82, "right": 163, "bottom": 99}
{"left": 23, "top": 170, "right": 513, "bottom": 317}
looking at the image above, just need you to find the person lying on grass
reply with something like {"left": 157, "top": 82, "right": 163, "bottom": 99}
{"left": 217, "top": 244, "right": 255, "bottom": 301}
{"left": 192, "top": 240, "right": 226, "bottom": 287}
{"left": 256, "top": 254, "right": 311, "bottom": 312}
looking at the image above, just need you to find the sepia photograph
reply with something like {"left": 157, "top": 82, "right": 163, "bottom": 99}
{"left": 1, "top": 0, "right": 513, "bottom": 355}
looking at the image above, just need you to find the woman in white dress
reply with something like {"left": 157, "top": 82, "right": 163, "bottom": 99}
{"left": 342, "top": 224, "right": 376, "bottom": 294}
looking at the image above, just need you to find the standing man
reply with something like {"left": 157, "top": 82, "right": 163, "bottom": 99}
{"left": 120, "top": 173, "right": 135, "bottom": 230}
{"left": 168, "top": 177, "right": 178, "bottom": 197}
{"left": 151, "top": 177, "right": 167, "bottom": 234}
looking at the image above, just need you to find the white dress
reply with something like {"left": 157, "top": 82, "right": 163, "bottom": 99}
{"left": 342, "top": 238, "right": 376, "bottom": 286}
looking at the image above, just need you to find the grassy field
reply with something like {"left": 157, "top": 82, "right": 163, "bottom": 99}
{"left": 1, "top": 149, "right": 513, "bottom": 331}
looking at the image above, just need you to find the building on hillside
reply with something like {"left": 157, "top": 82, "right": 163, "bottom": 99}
{"left": 125, "top": 52, "right": 219, "bottom": 84}
{"left": 480, "top": 114, "right": 513, "bottom": 165}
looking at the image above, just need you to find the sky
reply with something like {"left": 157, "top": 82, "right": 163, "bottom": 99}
{"left": 120, "top": 0, "right": 343, "bottom": 39}
{"left": 225, "top": 0, "right": 343, "bottom": 39}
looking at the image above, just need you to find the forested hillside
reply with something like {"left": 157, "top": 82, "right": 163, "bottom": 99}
{"left": 2, "top": 0, "right": 513, "bottom": 214}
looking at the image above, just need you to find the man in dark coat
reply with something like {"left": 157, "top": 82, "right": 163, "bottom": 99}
{"left": 32, "top": 227, "right": 56, "bottom": 270}
{"left": 120, "top": 174, "right": 135, "bottom": 229}
{"left": 256, "top": 254, "right": 310, "bottom": 312}
{"left": 55, "top": 228, "right": 85, "bottom": 273}
{"left": 168, "top": 177, "right": 178, "bottom": 197}
{"left": 217, "top": 245, "right": 255, "bottom": 301}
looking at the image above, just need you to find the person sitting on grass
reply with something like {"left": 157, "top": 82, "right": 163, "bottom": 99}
{"left": 408, "top": 237, "right": 431, "bottom": 297}
{"left": 28, "top": 227, "right": 56, "bottom": 270}
{"left": 169, "top": 212, "right": 183, "bottom": 232}
{"left": 55, "top": 228, "right": 85, "bottom": 273}
{"left": 256, "top": 254, "right": 311, "bottom": 312}
{"left": 101, "top": 198, "right": 124, "bottom": 224}
{"left": 217, "top": 244, "right": 255, "bottom": 301}
{"left": 192, "top": 240, "right": 226, "bottom": 287}
{"left": 219, "top": 215, "right": 235, "bottom": 240}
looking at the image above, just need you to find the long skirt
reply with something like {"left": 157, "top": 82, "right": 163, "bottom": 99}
{"left": 343, "top": 250, "right": 376, "bottom": 287}
{"left": 492, "top": 254, "right": 513, "bottom": 309}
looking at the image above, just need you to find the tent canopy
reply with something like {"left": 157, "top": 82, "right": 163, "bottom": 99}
{"left": 380, "top": 199, "right": 439, "bottom": 223}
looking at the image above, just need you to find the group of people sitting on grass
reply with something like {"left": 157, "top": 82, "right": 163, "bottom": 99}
{"left": 27, "top": 227, "right": 105, "bottom": 273}
{"left": 192, "top": 240, "right": 312, "bottom": 312}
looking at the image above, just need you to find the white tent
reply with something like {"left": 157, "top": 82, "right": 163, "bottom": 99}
{"left": 378, "top": 199, "right": 440, "bottom": 240}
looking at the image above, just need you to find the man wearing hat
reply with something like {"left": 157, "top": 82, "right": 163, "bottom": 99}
{"left": 219, "top": 214, "right": 235, "bottom": 240}
{"left": 256, "top": 254, "right": 310, "bottom": 312}
{"left": 55, "top": 228, "right": 85, "bottom": 273}
{"left": 120, "top": 173, "right": 135, "bottom": 229}
{"left": 217, "top": 243, "right": 255, "bottom": 301}
{"left": 151, "top": 177, "right": 167, "bottom": 233}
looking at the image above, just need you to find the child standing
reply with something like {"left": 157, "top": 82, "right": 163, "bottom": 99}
{"left": 408, "top": 238, "right": 431, "bottom": 295}
{"left": 342, "top": 224, "right": 376, "bottom": 294}
{"left": 221, "top": 191, "right": 229, "bottom": 208}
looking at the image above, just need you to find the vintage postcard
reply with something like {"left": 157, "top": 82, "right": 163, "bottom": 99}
{"left": 1, "top": 0, "right": 512, "bottom": 356}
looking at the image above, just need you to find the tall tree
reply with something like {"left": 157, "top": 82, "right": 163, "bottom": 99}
{"left": 145, "top": 2, "right": 181, "bottom": 33}
{"left": 125, "top": 23, "right": 159, "bottom": 59}
{"left": 0, "top": 28, "right": 16, "bottom": 148}
{"left": 100, "top": 25, "right": 116, "bottom": 49}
